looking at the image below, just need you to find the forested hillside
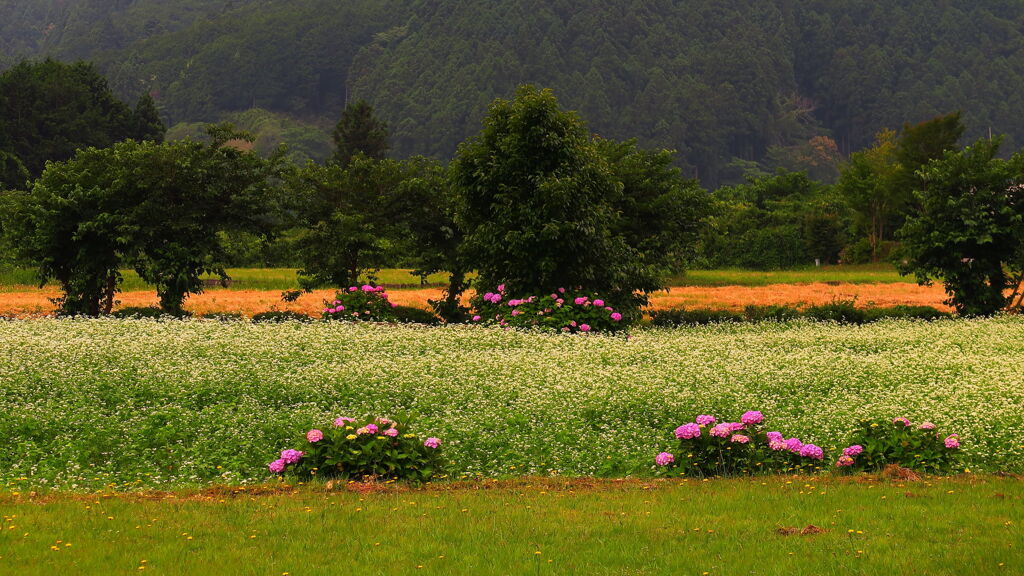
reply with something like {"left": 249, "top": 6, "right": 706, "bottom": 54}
{"left": 3, "top": 0, "right": 1023, "bottom": 184}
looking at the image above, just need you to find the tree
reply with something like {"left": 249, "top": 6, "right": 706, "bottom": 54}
{"left": 452, "top": 85, "right": 655, "bottom": 311}
{"left": 898, "top": 137, "right": 1024, "bottom": 315}
{"left": 291, "top": 154, "right": 441, "bottom": 289}
{"left": 132, "top": 93, "right": 167, "bottom": 143}
{"left": 0, "top": 59, "right": 136, "bottom": 177}
{"left": 894, "top": 111, "right": 965, "bottom": 203}
{"left": 836, "top": 129, "right": 902, "bottom": 261}
{"left": 5, "top": 126, "right": 287, "bottom": 316}
{"left": 0, "top": 150, "right": 29, "bottom": 190}
{"left": 331, "top": 100, "right": 389, "bottom": 168}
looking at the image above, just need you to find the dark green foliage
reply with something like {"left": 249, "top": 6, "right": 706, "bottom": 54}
{"left": 0, "top": 59, "right": 136, "bottom": 177}
{"left": 453, "top": 86, "right": 665, "bottom": 312}
{"left": 3, "top": 2, "right": 1024, "bottom": 185}
{"left": 861, "top": 306, "right": 950, "bottom": 322}
{"left": 803, "top": 300, "right": 867, "bottom": 324}
{"left": 291, "top": 155, "right": 445, "bottom": 290}
{"left": 392, "top": 305, "right": 440, "bottom": 325}
{"left": 650, "top": 308, "right": 744, "bottom": 327}
{"left": 275, "top": 415, "right": 444, "bottom": 483}
{"left": 704, "top": 171, "right": 842, "bottom": 269}
{"left": 742, "top": 305, "right": 801, "bottom": 322}
{"left": 201, "top": 312, "right": 246, "bottom": 322}
{"left": 898, "top": 138, "right": 1024, "bottom": 315}
{"left": 4, "top": 128, "right": 287, "bottom": 316}
{"left": 251, "top": 311, "right": 314, "bottom": 323}
{"left": 332, "top": 99, "right": 389, "bottom": 167}
{"left": 893, "top": 112, "right": 966, "bottom": 200}
{"left": 841, "top": 419, "right": 959, "bottom": 474}
{"left": 0, "top": 150, "right": 29, "bottom": 190}
{"left": 132, "top": 93, "right": 166, "bottom": 143}
{"left": 111, "top": 306, "right": 188, "bottom": 320}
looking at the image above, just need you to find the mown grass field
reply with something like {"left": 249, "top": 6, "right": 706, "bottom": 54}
{"left": 2, "top": 318, "right": 1022, "bottom": 490}
{"left": 1, "top": 477, "right": 1020, "bottom": 575}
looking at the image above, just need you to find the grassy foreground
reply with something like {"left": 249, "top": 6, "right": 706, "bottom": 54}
{"left": 1, "top": 477, "right": 1020, "bottom": 575}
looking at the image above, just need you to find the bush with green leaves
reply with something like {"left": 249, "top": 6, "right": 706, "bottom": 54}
{"left": 472, "top": 286, "right": 629, "bottom": 333}
{"left": 322, "top": 285, "right": 398, "bottom": 322}
{"left": 803, "top": 299, "right": 867, "bottom": 324}
{"left": 655, "top": 411, "right": 826, "bottom": 477}
{"left": 650, "top": 307, "right": 743, "bottom": 326}
{"left": 835, "top": 418, "right": 960, "bottom": 473}
{"left": 111, "top": 307, "right": 188, "bottom": 320}
{"left": 392, "top": 305, "right": 440, "bottom": 325}
{"left": 268, "top": 415, "right": 444, "bottom": 483}
{"left": 251, "top": 311, "right": 313, "bottom": 323}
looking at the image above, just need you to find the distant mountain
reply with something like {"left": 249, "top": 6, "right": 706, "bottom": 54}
{"left": 3, "top": 0, "right": 1023, "bottom": 185}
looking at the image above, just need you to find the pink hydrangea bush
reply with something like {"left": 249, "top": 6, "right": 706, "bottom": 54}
{"left": 268, "top": 414, "right": 444, "bottom": 483}
{"left": 837, "top": 417, "right": 960, "bottom": 473}
{"left": 322, "top": 285, "right": 398, "bottom": 322}
{"left": 656, "top": 410, "right": 826, "bottom": 477}
{"left": 471, "top": 286, "right": 630, "bottom": 333}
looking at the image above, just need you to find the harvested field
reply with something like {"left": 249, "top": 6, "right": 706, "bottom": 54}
{"left": 0, "top": 282, "right": 951, "bottom": 317}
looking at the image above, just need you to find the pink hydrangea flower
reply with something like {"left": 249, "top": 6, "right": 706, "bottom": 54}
{"left": 843, "top": 445, "right": 863, "bottom": 457}
{"left": 610, "top": 312, "right": 623, "bottom": 322}
{"left": 424, "top": 437, "right": 441, "bottom": 449}
{"left": 574, "top": 297, "right": 588, "bottom": 306}
{"left": 384, "top": 428, "right": 399, "bottom": 437}
{"left": 268, "top": 459, "right": 287, "bottom": 473}
{"left": 836, "top": 455, "right": 855, "bottom": 467}
{"left": 727, "top": 422, "right": 745, "bottom": 432}
{"left": 741, "top": 411, "right": 764, "bottom": 425}
{"left": 511, "top": 310, "right": 521, "bottom": 316}
{"left": 655, "top": 452, "right": 675, "bottom": 466}
{"left": 348, "top": 286, "right": 358, "bottom": 292}
{"left": 497, "top": 284, "right": 506, "bottom": 292}
{"left": 695, "top": 415, "right": 716, "bottom": 426}
{"left": 356, "top": 426, "right": 371, "bottom": 435}
{"left": 710, "top": 423, "right": 732, "bottom": 438}
{"left": 893, "top": 417, "right": 911, "bottom": 427}
{"left": 766, "top": 431, "right": 783, "bottom": 443}
{"left": 593, "top": 299, "right": 605, "bottom": 307}
{"left": 558, "top": 287, "right": 566, "bottom": 294}
{"left": 333, "top": 417, "right": 355, "bottom": 427}
{"left": 730, "top": 434, "right": 750, "bottom": 444}
{"left": 280, "top": 449, "right": 303, "bottom": 464}
{"left": 799, "top": 444, "right": 824, "bottom": 460}
{"left": 472, "top": 315, "right": 482, "bottom": 322}
{"left": 785, "top": 438, "right": 803, "bottom": 453}
{"left": 944, "top": 435, "right": 960, "bottom": 449}
{"left": 918, "top": 422, "right": 936, "bottom": 430}
{"left": 579, "top": 324, "right": 591, "bottom": 332}
{"left": 769, "top": 440, "right": 787, "bottom": 451}
{"left": 377, "top": 417, "right": 391, "bottom": 425}
{"left": 333, "top": 300, "right": 341, "bottom": 306}
{"left": 675, "top": 423, "right": 701, "bottom": 439}
{"left": 306, "top": 429, "right": 324, "bottom": 443}
{"left": 365, "top": 423, "right": 379, "bottom": 434}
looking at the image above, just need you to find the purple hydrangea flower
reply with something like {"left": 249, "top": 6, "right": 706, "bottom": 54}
{"left": 695, "top": 415, "right": 716, "bottom": 426}
{"left": 710, "top": 423, "right": 732, "bottom": 438}
{"left": 741, "top": 411, "right": 764, "bottom": 425}
{"left": 944, "top": 435, "right": 960, "bottom": 449}
{"left": 842, "top": 445, "right": 863, "bottom": 457}
{"left": 799, "top": 444, "right": 824, "bottom": 460}
{"left": 785, "top": 438, "right": 804, "bottom": 453}
{"left": 610, "top": 312, "right": 623, "bottom": 322}
{"left": 674, "top": 423, "right": 701, "bottom": 439}
{"left": 424, "top": 437, "right": 441, "bottom": 449}
{"left": 766, "top": 431, "right": 783, "bottom": 443}
{"left": 268, "top": 459, "right": 287, "bottom": 473}
{"left": 280, "top": 449, "right": 303, "bottom": 464}
{"left": 655, "top": 452, "right": 675, "bottom": 466}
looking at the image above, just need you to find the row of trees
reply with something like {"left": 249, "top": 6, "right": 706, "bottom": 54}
{"left": 1, "top": 59, "right": 1022, "bottom": 317}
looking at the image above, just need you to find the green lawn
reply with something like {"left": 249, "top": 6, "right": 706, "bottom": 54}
{"left": 0, "top": 267, "right": 453, "bottom": 292}
{"left": 0, "top": 264, "right": 907, "bottom": 293}
{"left": 671, "top": 264, "right": 907, "bottom": 287}
{"left": 0, "top": 477, "right": 1019, "bottom": 575}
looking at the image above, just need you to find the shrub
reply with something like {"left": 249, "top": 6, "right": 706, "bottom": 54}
{"left": 201, "top": 312, "right": 246, "bottom": 322}
{"left": 803, "top": 299, "right": 866, "bottom": 324}
{"left": 862, "top": 305, "right": 950, "bottom": 322}
{"left": 650, "top": 307, "right": 743, "bottom": 326}
{"left": 743, "top": 305, "right": 801, "bottom": 322}
{"left": 471, "top": 286, "right": 629, "bottom": 333}
{"left": 656, "top": 411, "right": 825, "bottom": 477}
{"left": 251, "top": 311, "right": 313, "bottom": 323}
{"left": 268, "top": 415, "right": 444, "bottom": 483}
{"left": 322, "top": 285, "right": 398, "bottom": 322}
{"left": 835, "top": 417, "right": 960, "bottom": 473}
{"left": 392, "top": 305, "right": 440, "bottom": 325}
{"left": 111, "top": 306, "right": 189, "bottom": 319}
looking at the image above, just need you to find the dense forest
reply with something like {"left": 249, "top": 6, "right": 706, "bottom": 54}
{"left": 2, "top": 0, "right": 1024, "bottom": 184}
